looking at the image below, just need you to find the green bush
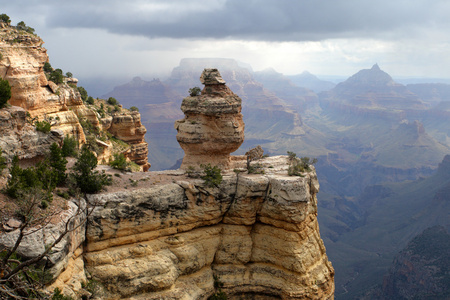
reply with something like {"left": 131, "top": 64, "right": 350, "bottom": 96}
{"left": 65, "top": 72, "right": 73, "bottom": 78}
{"left": 287, "top": 151, "right": 317, "bottom": 176}
{"left": 0, "top": 13, "right": 11, "bottom": 24}
{"left": 70, "top": 147, "right": 112, "bottom": 194}
{"left": 16, "top": 21, "right": 35, "bottom": 34}
{"left": 109, "top": 153, "right": 128, "bottom": 171}
{"left": 0, "top": 147, "right": 6, "bottom": 173}
{"left": 35, "top": 120, "right": 51, "bottom": 133}
{"left": 49, "top": 69, "right": 64, "bottom": 84}
{"left": 4, "top": 154, "right": 58, "bottom": 202}
{"left": 129, "top": 106, "right": 139, "bottom": 112}
{"left": 86, "top": 96, "right": 95, "bottom": 105}
{"left": 107, "top": 97, "right": 118, "bottom": 105}
{"left": 61, "top": 135, "right": 78, "bottom": 157}
{"left": 43, "top": 62, "right": 53, "bottom": 73}
{"left": 189, "top": 87, "right": 201, "bottom": 96}
{"left": 49, "top": 143, "right": 68, "bottom": 185}
{"left": 77, "top": 86, "right": 88, "bottom": 102}
{"left": 0, "top": 78, "right": 12, "bottom": 109}
{"left": 201, "top": 164, "right": 223, "bottom": 187}
{"left": 52, "top": 288, "right": 74, "bottom": 300}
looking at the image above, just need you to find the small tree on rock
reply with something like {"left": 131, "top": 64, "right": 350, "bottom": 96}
{"left": 0, "top": 78, "right": 12, "bottom": 109}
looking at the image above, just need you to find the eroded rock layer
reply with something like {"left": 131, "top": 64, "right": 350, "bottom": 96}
{"left": 0, "top": 25, "right": 150, "bottom": 169}
{"left": 175, "top": 69, "right": 245, "bottom": 169}
{"left": 85, "top": 156, "right": 334, "bottom": 299}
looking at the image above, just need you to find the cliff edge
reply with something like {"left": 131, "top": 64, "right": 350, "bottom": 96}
{"left": 84, "top": 156, "right": 334, "bottom": 299}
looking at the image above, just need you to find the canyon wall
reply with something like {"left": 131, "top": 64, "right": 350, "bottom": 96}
{"left": 0, "top": 24, "right": 149, "bottom": 169}
{"left": 84, "top": 156, "right": 334, "bottom": 299}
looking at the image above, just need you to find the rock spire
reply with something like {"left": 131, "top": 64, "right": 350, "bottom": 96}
{"left": 175, "top": 68, "right": 245, "bottom": 169}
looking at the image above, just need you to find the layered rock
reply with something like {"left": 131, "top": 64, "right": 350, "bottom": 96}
{"left": 84, "top": 156, "right": 334, "bottom": 299}
{"left": 175, "top": 69, "right": 245, "bottom": 169}
{"left": 0, "top": 106, "right": 64, "bottom": 162}
{"left": 0, "top": 25, "right": 150, "bottom": 168}
{"left": 0, "top": 199, "right": 87, "bottom": 298}
{"left": 103, "top": 111, "right": 150, "bottom": 171}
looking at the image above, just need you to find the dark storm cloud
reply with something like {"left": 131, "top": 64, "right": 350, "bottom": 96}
{"left": 4, "top": 0, "right": 448, "bottom": 41}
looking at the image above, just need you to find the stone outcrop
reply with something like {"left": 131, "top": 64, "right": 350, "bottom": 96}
{"left": 0, "top": 24, "right": 150, "bottom": 169}
{"left": 175, "top": 69, "right": 245, "bottom": 169}
{"left": 84, "top": 156, "right": 334, "bottom": 299}
{"left": 0, "top": 199, "right": 87, "bottom": 298}
{"left": 0, "top": 106, "right": 64, "bottom": 162}
{"left": 103, "top": 111, "right": 150, "bottom": 171}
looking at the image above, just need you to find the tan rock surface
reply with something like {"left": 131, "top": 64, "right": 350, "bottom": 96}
{"left": 0, "top": 25, "right": 150, "bottom": 168}
{"left": 107, "top": 111, "right": 150, "bottom": 170}
{"left": 0, "top": 106, "right": 64, "bottom": 161}
{"left": 175, "top": 69, "right": 245, "bottom": 169}
{"left": 84, "top": 156, "right": 334, "bottom": 299}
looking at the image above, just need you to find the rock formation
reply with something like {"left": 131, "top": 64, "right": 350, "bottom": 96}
{"left": 0, "top": 24, "right": 150, "bottom": 169}
{"left": 84, "top": 156, "right": 334, "bottom": 299}
{"left": 80, "top": 69, "right": 334, "bottom": 299}
{"left": 175, "top": 68, "right": 245, "bottom": 169}
{"left": 380, "top": 226, "right": 450, "bottom": 299}
{"left": 0, "top": 106, "right": 64, "bottom": 162}
{"left": 103, "top": 111, "right": 150, "bottom": 171}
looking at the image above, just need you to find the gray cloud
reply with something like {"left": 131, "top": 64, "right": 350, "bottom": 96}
{"left": 5, "top": 0, "right": 449, "bottom": 42}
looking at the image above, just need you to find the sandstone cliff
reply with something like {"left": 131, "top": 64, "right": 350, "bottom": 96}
{"left": 84, "top": 156, "right": 334, "bottom": 299}
{"left": 0, "top": 24, "right": 150, "bottom": 170}
{"left": 79, "top": 69, "right": 334, "bottom": 299}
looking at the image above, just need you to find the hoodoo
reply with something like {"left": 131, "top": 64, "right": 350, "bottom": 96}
{"left": 175, "top": 68, "right": 245, "bottom": 170}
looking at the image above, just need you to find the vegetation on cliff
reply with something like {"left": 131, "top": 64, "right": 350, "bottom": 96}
{"left": 0, "top": 78, "right": 11, "bottom": 109}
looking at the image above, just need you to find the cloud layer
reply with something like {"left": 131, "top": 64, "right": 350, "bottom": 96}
{"left": 5, "top": 0, "right": 450, "bottom": 41}
{"left": 2, "top": 0, "right": 449, "bottom": 89}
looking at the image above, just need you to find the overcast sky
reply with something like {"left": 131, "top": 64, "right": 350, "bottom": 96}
{"left": 3, "top": 1, "right": 450, "bottom": 88}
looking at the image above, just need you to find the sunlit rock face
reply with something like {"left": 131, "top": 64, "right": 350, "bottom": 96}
{"left": 0, "top": 25, "right": 150, "bottom": 169}
{"left": 175, "top": 68, "right": 245, "bottom": 170}
{"left": 84, "top": 156, "right": 335, "bottom": 299}
{"left": 104, "top": 111, "right": 150, "bottom": 171}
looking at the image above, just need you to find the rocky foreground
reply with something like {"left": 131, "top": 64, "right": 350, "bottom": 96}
{"left": 52, "top": 155, "right": 333, "bottom": 299}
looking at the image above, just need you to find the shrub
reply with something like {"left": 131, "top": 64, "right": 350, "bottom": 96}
{"left": 0, "top": 13, "right": 11, "bottom": 24}
{"left": 16, "top": 21, "right": 35, "bottom": 34}
{"left": 43, "top": 62, "right": 53, "bottom": 73}
{"left": 109, "top": 153, "right": 128, "bottom": 171}
{"left": 4, "top": 154, "right": 57, "bottom": 202}
{"left": 77, "top": 86, "right": 88, "bottom": 102}
{"left": 107, "top": 97, "right": 118, "bottom": 105}
{"left": 0, "top": 78, "right": 12, "bottom": 109}
{"left": 51, "top": 287, "right": 74, "bottom": 300}
{"left": 201, "top": 164, "right": 223, "bottom": 187}
{"left": 189, "top": 87, "right": 201, "bottom": 96}
{"left": 61, "top": 135, "right": 78, "bottom": 157}
{"left": 287, "top": 151, "right": 317, "bottom": 176}
{"left": 0, "top": 53, "right": 3, "bottom": 61}
{"left": 86, "top": 96, "right": 94, "bottom": 105}
{"left": 0, "top": 147, "right": 6, "bottom": 173}
{"left": 49, "top": 143, "right": 68, "bottom": 185}
{"left": 35, "top": 120, "right": 51, "bottom": 133}
{"left": 70, "top": 147, "right": 111, "bottom": 194}
{"left": 65, "top": 72, "right": 73, "bottom": 78}
{"left": 49, "top": 69, "right": 64, "bottom": 84}
{"left": 5, "top": 156, "right": 23, "bottom": 198}
{"left": 129, "top": 106, "right": 139, "bottom": 112}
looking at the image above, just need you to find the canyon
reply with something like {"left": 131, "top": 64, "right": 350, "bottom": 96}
{"left": 104, "top": 58, "right": 450, "bottom": 299}
{"left": 0, "top": 30, "right": 335, "bottom": 300}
